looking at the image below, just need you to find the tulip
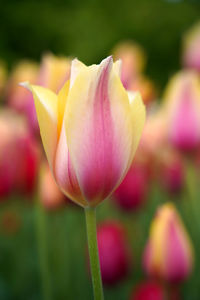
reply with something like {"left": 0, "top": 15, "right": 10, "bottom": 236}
{"left": 112, "top": 41, "right": 146, "bottom": 89}
{"left": 21, "top": 56, "right": 145, "bottom": 299}
{"left": 0, "top": 109, "right": 40, "bottom": 198}
{"left": 129, "top": 280, "right": 180, "bottom": 300}
{"left": 39, "top": 163, "right": 66, "bottom": 210}
{"left": 113, "top": 161, "right": 149, "bottom": 212}
{"left": 143, "top": 203, "right": 194, "bottom": 283}
{"left": 163, "top": 71, "right": 200, "bottom": 152}
{"left": 37, "top": 53, "right": 71, "bottom": 93}
{"left": 6, "top": 61, "right": 39, "bottom": 133}
{"left": 182, "top": 22, "right": 200, "bottom": 71}
{"left": 129, "top": 280, "right": 165, "bottom": 300}
{"left": 139, "top": 109, "right": 168, "bottom": 160}
{"left": 97, "top": 220, "right": 131, "bottom": 285}
{"left": 21, "top": 56, "right": 145, "bottom": 208}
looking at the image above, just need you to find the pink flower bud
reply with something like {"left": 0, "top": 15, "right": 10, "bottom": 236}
{"left": 37, "top": 53, "right": 71, "bottom": 93}
{"left": 143, "top": 203, "right": 194, "bottom": 283}
{"left": 0, "top": 109, "right": 40, "bottom": 198}
{"left": 129, "top": 280, "right": 165, "bottom": 300}
{"left": 129, "top": 280, "right": 180, "bottom": 300}
{"left": 163, "top": 71, "right": 200, "bottom": 152}
{"left": 113, "top": 162, "right": 149, "bottom": 212}
{"left": 6, "top": 61, "right": 39, "bottom": 133}
{"left": 112, "top": 41, "right": 146, "bottom": 89}
{"left": 97, "top": 220, "right": 132, "bottom": 285}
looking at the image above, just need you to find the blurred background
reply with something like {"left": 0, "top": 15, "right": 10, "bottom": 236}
{"left": 0, "top": 0, "right": 200, "bottom": 299}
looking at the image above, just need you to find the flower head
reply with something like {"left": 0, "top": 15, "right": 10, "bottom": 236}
{"left": 21, "top": 57, "right": 145, "bottom": 207}
{"left": 143, "top": 203, "right": 194, "bottom": 283}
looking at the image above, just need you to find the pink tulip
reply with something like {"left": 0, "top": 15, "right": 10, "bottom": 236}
{"left": 113, "top": 161, "right": 149, "bottom": 212}
{"left": 163, "top": 71, "right": 200, "bottom": 152}
{"left": 129, "top": 280, "right": 180, "bottom": 300}
{"left": 0, "top": 109, "right": 40, "bottom": 198}
{"left": 97, "top": 220, "right": 131, "bottom": 285}
{"left": 6, "top": 61, "right": 39, "bottom": 133}
{"left": 143, "top": 203, "right": 194, "bottom": 283}
{"left": 112, "top": 41, "right": 146, "bottom": 89}
{"left": 22, "top": 56, "right": 145, "bottom": 207}
{"left": 129, "top": 280, "right": 165, "bottom": 300}
{"left": 37, "top": 53, "right": 71, "bottom": 93}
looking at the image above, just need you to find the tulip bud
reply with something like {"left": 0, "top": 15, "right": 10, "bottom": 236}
{"left": 21, "top": 56, "right": 145, "bottom": 208}
{"left": 113, "top": 161, "right": 149, "bottom": 212}
{"left": 129, "top": 280, "right": 180, "bottom": 300}
{"left": 6, "top": 61, "right": 39, "bottom": 133}
{"left": 129, "top": 280, "right": 165, "bottom": 300}
{"left": 39, "top": 163, "right": 66, "bottom": 210}
{"left": 0, "top": 109, "right": 40, "bottom": 198}
{"left": 139, "top": 109, "right": 168, "bottom": 160}
{"left": 163, "top": 71, "right": 200, "bottom": 152}
{"left": 37, "top": 53, "right": 71, "bottom": 93}
{"left": 15, "top": 134, "right": 40, "bottom": 196}
{"left": 143, "top": 203, "right": 194, "bottom": 283}
{"left": 182, "top": 22, "right": 200, "bottom": 71}
{"left": 112, "top": 41, "right": 146, "bottom": 89}
{"left": 97, "top": 220, "right": 131, "bottom": 285}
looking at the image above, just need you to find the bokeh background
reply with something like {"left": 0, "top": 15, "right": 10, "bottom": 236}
{"left": 0, "top": 0, "right": 200, "bottom": 299}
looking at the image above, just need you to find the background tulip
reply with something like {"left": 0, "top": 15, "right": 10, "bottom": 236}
{"left": 113, "top": 161, "right": 149, "bottom": 212}
{"left": 129, "top": 280, "right": 181, "bottom": 300}
{"left": 112, "top": 41, "right": 146, "bottom": 90}
{"left": 6, "top": 61, "right": 39, "bottom": 133}
{"left": 96, "top": 220, "right": 131, "bottom": 285}
{"left": 0, "top": 109, "right": 40, "bottom": 198}
{"left": 129, "top": 280, "right": 165, "bottom": 300}
{"left": 143, "top": 203, "right": 194, "bottom": 283}
{"left": 163, "top": 71, "right": 200, "bottom": 152}
{"left": 37, "top": 53, "right": 71, "bottom": 93}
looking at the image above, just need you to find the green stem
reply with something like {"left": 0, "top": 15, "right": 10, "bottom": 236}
{"left": 35, "top": 200, "right": 52, "bottom": 300}
{"left": 85, "top": 207, "right": 104, "bottom": 300}
{"left": 185, "top": 159, "right": 200, "bottom": 238}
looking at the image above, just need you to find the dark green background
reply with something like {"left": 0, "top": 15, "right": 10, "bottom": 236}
{"left": 0, "top": 0, "right": 200, "bottom": 90}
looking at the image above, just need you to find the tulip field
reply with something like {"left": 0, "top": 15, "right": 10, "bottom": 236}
{"left": 1, "top": 0, "right": 200, "bottom": 299}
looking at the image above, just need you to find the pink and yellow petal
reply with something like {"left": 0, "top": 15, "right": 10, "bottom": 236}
{"left": 65, "top": 56, "right": 144, "bottom": 205}
{"left": 20, "top": 82, "right": 58, "bottom": 169}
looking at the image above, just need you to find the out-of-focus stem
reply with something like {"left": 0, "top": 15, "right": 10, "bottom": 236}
{"left": 185, "top": 159, "right": 200, "bottom": 239}
{"left": 85, "top": 207, "right": 104, "bottom": 300}
{"left": 35, "top": 199, "right": 52, "bottom": 300}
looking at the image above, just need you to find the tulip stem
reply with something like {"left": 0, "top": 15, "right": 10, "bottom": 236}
{"left": 85, "top": 207, "right": 104, "bottom": 300}
{"left": 35, "top": 199, "right": 52, "bottom": 300}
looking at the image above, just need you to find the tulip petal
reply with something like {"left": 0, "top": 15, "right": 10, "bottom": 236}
{"left": 57, "top": 80, "right": 70, "bottom": 138}
{"left": 20, "top": 82, "right": 58, "bottom": 169}
{"left": 65, "top": 56, "right": 145, "bottom": 205}
{"left": 54, "top": 126, "right": 88, "bottom": 207}
{"left": 70, "top": 58, "right": 87, "bottom": 89}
